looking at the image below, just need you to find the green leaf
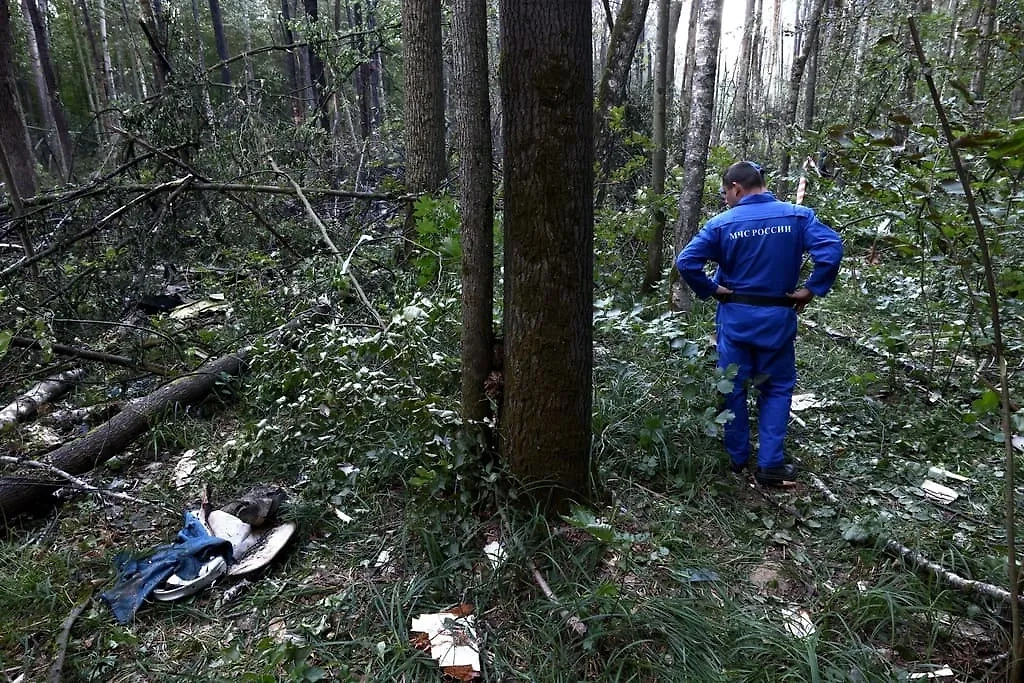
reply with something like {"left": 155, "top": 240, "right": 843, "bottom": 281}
{"left": 0, "top": 330, "right": 11, "bottom": 359}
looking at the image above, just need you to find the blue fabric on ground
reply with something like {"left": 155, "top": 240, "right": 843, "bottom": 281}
{"left": 100, "top": 511, "right": 233, "bottom": 624}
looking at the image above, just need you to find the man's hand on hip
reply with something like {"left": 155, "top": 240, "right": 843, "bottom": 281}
{"left": 786, "top": 287, "right": 814, "bottom": 313}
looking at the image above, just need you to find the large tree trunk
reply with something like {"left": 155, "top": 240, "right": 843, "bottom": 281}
{"left": 21, "top": 0, "right": 72, "bottom": 180}
{"left": 0, "top": 369, "right": 86, "bottom": 429}
{"left": 0, "top": 353, "right": 247, "bottom": 520}
{"left": 452, "top": 0, "right": 494, "bottom": 424}
{"left": 500, "top": 0, "right": 593, "bottom": 512}
{"left": 208, "top": 0, "right": 232, "bottom": 85}
{"left": 775, "top": 0, "right": 827, "bottom": 199}
{"left": 671, "top": 0, "right": 723, "bottom": 312}
{"left": 96, "top": 0, "right": 118, "bottom": 101}
{"left": 139, "top": 0, "right": 168, "bottom": 90}
{"left": 642, "top": 0, "right": 671, "bottom": 295}
{"left": 350, "top": 1, "right": 372, "bottom": 139}
{"left": 190, "top": 0, "right": 215, "bottom": 122}
{"left": 402, "top": 0, "right": 447, "bottom": 192}
{"left": 0, "top": 0, "right": 37, "bottom": 202}
{"left": 594, "top": 0, "right": 651, "bottom": 209}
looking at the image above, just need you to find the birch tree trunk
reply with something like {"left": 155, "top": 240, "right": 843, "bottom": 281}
{"left": 594, "top": 0, "right": 651, "bottom": 209}
{"left": 500, "top": 0, "right": 593, "bottom": 512}
{"left": 775, "top": 0, "right": 827, "bottom": 199}
{"left": 96, "top": 0, "right": 117, "bottom": 103}
{"left": 671, "top": 0, "right": 722, "bottom": 312}
{"left": 451, "top": 0, "right": 494, "bottom": 423}
{"left": 642, "top": 0, "right": 671, "bottom": 295}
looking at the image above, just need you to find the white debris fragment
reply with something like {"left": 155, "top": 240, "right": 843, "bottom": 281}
{"left": 780, "top": 606, "right": 815, "bottom": 638}
{"left": 908, "top": 666, "right": 954, "bottom": 680}
{"left": 921, "top": 479, "right": 959, "bottom": 504}
{"left": 927, "top": 466, "right": 970, "bottom": 483}
{"left": 483, "top": 541, "right": 507, "bottom": 568}
{"left": 373, "top": 549, "right": 392, "bottom": 568}
{"left": 411, "top": 611, "right": 481, "bottom": 673}
{"left": 333, "top": 507, "right": 353, "bottom": 523}
{"left": 790, "top": 393, "right": 822, "bottom": 412}
{"left": 172, "top": 449, "right": 199, "bottom": 489}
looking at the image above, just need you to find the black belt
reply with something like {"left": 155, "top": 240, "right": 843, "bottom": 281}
{"left": 715, "top": 292, "right": 797, "bottom": 308}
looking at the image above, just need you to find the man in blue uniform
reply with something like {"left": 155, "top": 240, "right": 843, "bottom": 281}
{"left": 676, "top": 161, "right": 843, "bottom": 486}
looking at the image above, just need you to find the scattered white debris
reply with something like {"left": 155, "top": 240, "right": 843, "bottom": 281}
{"left": 339, "top": 464, "right": 360, "bottom": 476}
{"left": 333, "top": 507, "right": 353, "bottom": 523}
{"left": 921, "top": 479, "right": 959, "bottom": 504}
{"left": 168, "top": 298, "right": 231, "bottom": 320}
{"left": 908, "top": 665, "right": 954, "bottom": 680}
{"left": 411, "top": 609, "right": 481, "bottom": 675}
{"left": 780, "top": 606, "right": 815, "bottom": 638}
{"left": 483, "top": 541, "right": 507, "bottom": 568}
{"left": 1013, "top": 435, "right": 1024, "bottom": 452}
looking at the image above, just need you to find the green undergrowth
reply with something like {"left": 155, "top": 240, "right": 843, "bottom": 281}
{"left": 1, "top": 249, "right": 1019, "bottom": 681}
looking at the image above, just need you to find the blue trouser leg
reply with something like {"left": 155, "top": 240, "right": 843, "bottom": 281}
{"left": 717, "top": 332, "right": 753, "bottom": 466}
{"left": 753, "top": 341, "right": 797, "bottom": 469}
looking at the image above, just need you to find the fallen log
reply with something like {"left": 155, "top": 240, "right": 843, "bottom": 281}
{"left": 0, "top": 352, "right": 245, "bottom": 520}
{"left": 0, "top": 369, "right": 86, "bottom": 429}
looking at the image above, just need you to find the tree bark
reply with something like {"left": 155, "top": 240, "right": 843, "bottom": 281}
{"left": 208, "top": 0, "right": 232, "bottom": 85}
{"left": 190, "top": 0, "right": 215, "bottom": 122}
{"left": 20, "top": 0, "right": 72, "bottom": 180}
{"left": 280, "top": 0, "right": 303, "bottom": 124}
{"left": 0, "top": 353, "right": 247, "bottom": 519}
{"left": 451, "top": 0, "right": 494, "bottom": 423}
{"left": 969, "top": 0, "right": 997, "bottom": 102}
{"left": 671, "top": 0, "right": 723, "bottom": 312}
{"left": 96, "top": 0, "right": 118, "bottom": 101}
{"left": 674, "top": 0, "right": 699, "bottom": 165}
{"left": 499, "top": 0, "right": 593, "bottom": 512}
{"left": 0, "top": 0, "right": 37, "bottom": 201}
{"left": 775, "top": 0, "right": 827, "bottom": 199}
{"left": 139, "top": 0, "right": 168, "bottom": 90}
{"left": 594, "top": 0, "right": 651, "bottom": 208}
{"left": 402, "top": 0, "right": 447, "bottom": 192}
{"left": 642, "top": 0, "right": 670, "bottom": 295}
{"left": 730, "top": 0, "right": 757, "bottom": 158}
{"left": 304, "top": 0, "right": 328, "bottom": 129}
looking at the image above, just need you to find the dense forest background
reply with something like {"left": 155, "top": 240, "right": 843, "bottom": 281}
{"left": 2, "top": 0, "right": 1024, "bottom": 680}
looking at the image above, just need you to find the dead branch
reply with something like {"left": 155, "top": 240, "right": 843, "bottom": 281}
{"left": 9, "top": 336, "right": 171, "bottom": 376}
{"left": 528, "top": 559, "right": 588, "bottom": 637}
{"left": 0, "top": 369, "right": 86, "bottom": 428}
{"left": 0, "top": 455, "right": 175, "bottom": 513}
{"left": 47, "top": 590, "right": 93, "bottom": 683}
{"left": 268, "top": 157, "right": 385, "bottom": 329}
{"left": 807, "top": 473, "right": 1019, "bottom": 605}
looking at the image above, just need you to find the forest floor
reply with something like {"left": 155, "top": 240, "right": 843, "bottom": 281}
{"left": 1, "top": 254, "right": 1020, "bottom": 682}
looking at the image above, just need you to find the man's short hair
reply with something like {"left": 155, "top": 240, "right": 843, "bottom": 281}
{"left": 723, "top": 161, "right": 766, "bottom": 189}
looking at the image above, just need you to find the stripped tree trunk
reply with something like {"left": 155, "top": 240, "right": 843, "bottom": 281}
{"left": 451, "top": 0, "right": 494, "bottom": 423}
{"left": 671, "top": 0, "right": 723, "bottom": 312}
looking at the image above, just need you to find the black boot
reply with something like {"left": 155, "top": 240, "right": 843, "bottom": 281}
{"left": 755, "top": 463, "right": 798, "bottom": 487}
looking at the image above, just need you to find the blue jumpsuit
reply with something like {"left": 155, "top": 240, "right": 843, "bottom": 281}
{"left": 675, "top": 192, "right": 843, "bottom": 470}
